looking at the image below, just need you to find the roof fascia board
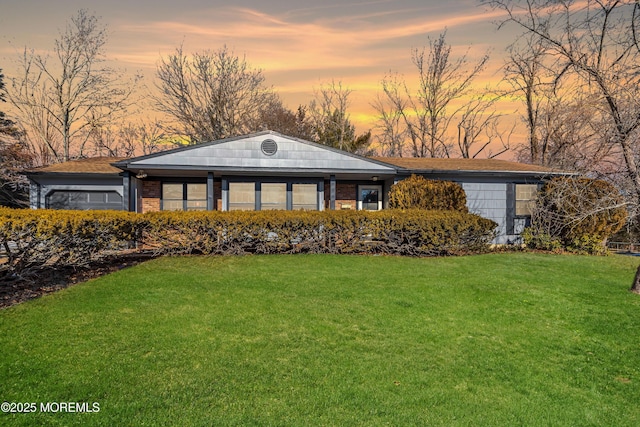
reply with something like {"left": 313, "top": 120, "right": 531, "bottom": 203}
{"left": 118, "top": 164, "right": 398, "bottom": 175}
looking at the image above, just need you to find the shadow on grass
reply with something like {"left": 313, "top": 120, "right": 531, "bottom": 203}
{"left": 0, "top": 251, "right": 158, "bottom": 309}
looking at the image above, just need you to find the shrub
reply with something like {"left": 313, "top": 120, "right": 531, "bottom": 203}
{"left": 388, "top": 175, "right": 467, "bottom": 212}
{"left": 140, "top": 209, "right": 496, "bottom": 256}
{"left": 521, "top": 229, "right": 563, "bottom": 253}
{"left": 524, "top": 177, "right": 627, "bottom": 254}
{"left": 0, "top": 207, "right": 144, "bottom": 281}
{"left": 0, "top": 208, "right": 497, "bottom": 281}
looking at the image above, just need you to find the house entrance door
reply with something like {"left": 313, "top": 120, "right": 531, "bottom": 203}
{"left": 358, "top": 185, "right": 383, "bottom": 211}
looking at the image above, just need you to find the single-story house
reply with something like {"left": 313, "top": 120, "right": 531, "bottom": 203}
{"left": 26, "top": 130, "right": 567, "bottom": 244}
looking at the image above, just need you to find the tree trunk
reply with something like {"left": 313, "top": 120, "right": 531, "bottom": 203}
{"left": 631, "top": 265, "right": 640, "bottom": 294}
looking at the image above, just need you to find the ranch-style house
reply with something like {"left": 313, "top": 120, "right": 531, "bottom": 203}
{"left": 26, "top": 130, "right": 566, "bottom": 244}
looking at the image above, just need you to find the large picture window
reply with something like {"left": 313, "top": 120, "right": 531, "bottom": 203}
{"left": 186, "top": 184, "right": 207, "bottom": 211}
{"left": 292, "top": 184, "right": 317, "bottom": 210}
{"left": 162, "top": 182, "right": 207, "bottom": 211}
{"left": 225, "top": 180, "right": 319, "bottom": 211}
{"left": 261, "top": 183, "right": 287, "bottom": 210}
{"left": 162, "top": 183, "right": 184, "bottom": 211}
{"left": 228, "top": 182, "right": 255, "bottom": 211}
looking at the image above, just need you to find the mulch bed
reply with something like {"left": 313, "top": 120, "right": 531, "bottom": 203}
{"left": 0, "top": 252, "right": 157, "bottom": 309}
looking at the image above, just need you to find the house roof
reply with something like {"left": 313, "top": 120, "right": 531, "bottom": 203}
{"left": 27, "top": 157, "right": 127, "bottom": 175}
{"left": 24, "top": 135, "right": 565, "bottom": 178}
{"left": 114, "top": 131, "right": 397, "bottom": 176}
{"left": 372, "top": 157, "right": 562, "bottom": 174}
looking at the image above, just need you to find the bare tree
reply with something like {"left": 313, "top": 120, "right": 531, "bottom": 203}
{"left": 485, "top": 0, "right": 640, "bottom": 208}
{"left": 1, "top": 69, "right": 34, "bottom": 207}
{"left": 121, "top": 121, "right": 175, "bottom": 156}
{"left": 374, "top": 31, "right": 490, "bottom": 158}
{"left": 308, "top": 80, "right": 372, "bottom": 154}
{"left": 456, "top": 96, "right": 511, "bottom": 159}
{"left": 256, "top": 100, "right": 315, "bottom": 141}
{"left": 631, "top": 265, "right": 640, "bottom": 294}
{"left": 5, "top": 10, "right": 137, "bottom": 163}
{"left": 0, "top": 69, "right": 18, "bottom": 138}
{"left": 85, "top": 119, "right": 176, "bottom": 158}
{"left": 503, "top": 27, "right": 614, "bottom": 171}
{"left": 155, "top": 45, "right": 279, "bottom": 143}
{"left": 371, "top": 87, "right": 408, "bottom": 157}
{"left": 503, "top": 34, "right": 549, "bottom": 164}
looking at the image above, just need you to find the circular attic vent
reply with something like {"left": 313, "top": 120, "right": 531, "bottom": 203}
{"left": 261, "top": 139, "right": 278, "bottom": 156}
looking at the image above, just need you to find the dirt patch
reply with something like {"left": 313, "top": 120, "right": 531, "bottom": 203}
{"left": 0, "top": 252, "right": 157, "bottom": 309}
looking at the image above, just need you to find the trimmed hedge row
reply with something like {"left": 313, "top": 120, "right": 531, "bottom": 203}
{"left": 0, "top": 208, "right": 143, "bottom": 281}
{"left": 0, "top": 208, "right": 497, "bottom": 280}
{"left": 142, "top": 209, "right": 497, "bottom": 256}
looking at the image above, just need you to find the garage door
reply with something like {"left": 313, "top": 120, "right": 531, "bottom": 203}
{"left": 46, "top": 191, "right": 123, "bottom": 210}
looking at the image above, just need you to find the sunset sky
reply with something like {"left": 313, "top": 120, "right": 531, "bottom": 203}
{"left": 0, "top": 0, "right": 523, "bottom": 154}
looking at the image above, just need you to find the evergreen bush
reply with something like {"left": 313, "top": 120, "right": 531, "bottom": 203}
{"left": 388, "top": 175, "right": 467, "bottom": 211}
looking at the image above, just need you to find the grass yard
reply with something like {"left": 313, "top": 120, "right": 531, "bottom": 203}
{"left": 1, "top": 253, "right": 640, "bottom": 426}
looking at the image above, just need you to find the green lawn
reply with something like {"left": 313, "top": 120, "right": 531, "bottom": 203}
{"left": 1, "top": 253, "right": 640, "bottom": 426}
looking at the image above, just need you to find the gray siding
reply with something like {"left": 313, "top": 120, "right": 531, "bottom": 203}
{"left": 128, "top": 134, "right": 396, "bottom": 173}
{"left": 462, "top": 182, "right": 524, "bottom": 245}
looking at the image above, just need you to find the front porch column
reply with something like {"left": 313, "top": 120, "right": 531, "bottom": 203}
{"left": 318, "top": 180, "right": 325, "bottom": 211}
{"left": 383, "top": 179, "right": 392, "bottom": 209}
{"left": 330, "top": 174, "right": 336, "bottom": 210}
{"left": 221, "top": 178, "right": 228, "bottom": 211}
{"left": 122, "top": 171, "right": 131, "bottom": 212}
{"left": 207, "top": 172, "right": 214, "bottom": 211}
{"left": 29, "top": 182, "right": 40, "bottom": 209}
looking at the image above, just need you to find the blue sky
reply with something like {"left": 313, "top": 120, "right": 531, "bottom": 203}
{"left": 0, "top": 0, "right": 517, "bottom": 132}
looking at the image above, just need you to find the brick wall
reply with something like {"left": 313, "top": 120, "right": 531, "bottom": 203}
{"left": 336, "top": 183, "right": 356, "bottom": 210}
{"left": 324, "top": 181, "right": 357, "bottom": 210}
{"left": 141, "top": 180, "right": 161, "bottom": 213}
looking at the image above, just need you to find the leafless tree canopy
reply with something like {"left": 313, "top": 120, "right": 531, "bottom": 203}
{"left": 306, "top": 80, "right": 372, "bottom": 154}
{"left": 83, "top": 120, "right": 174, "bottom": 158}
{"left": 486, "top": 0, "right": 640, "bottom": 208}
{"left": 154, "top": 45, "right": 280, "bottom": 143}
{"left": 5, "top": 10, "right": 137, "bottom": 163}
{"left": 374, "top": 31, "right": 500, "bottom": 158}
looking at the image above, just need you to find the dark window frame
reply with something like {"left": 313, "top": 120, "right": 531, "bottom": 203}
{"left": 506, "top": 182, "right": 540, "bottom": 235}
{"left": 161, "top": 180, "right": 207, "bottom": 211}
{"left": 223, "top": 177, "right": 322, "bottom": 211}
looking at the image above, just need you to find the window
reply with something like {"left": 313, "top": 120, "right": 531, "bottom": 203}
{"left": 162, "top": 183, "right": 184, "bottom": 211}
{"left": 358, "top": 185, "right": 383, "bottom": 211}
{"left": 46, "top": 191, "right": 123, "bottom": 210}
{"left": 292, "top": 184, "right": 317, "bottom": 210}
{"left": 162, "top": 182, "right": 207, "bottom": 211}
{"left": 261, "top": 183, "right": 287, "bottom": 210}
{"left": 187, "top": 183, "right": 207, "bottom": 211}
{"left": 515, "top": 184, "right": 538, "bottom": 216}
{"left": 229, "top": 182, "right": 255, "bottom": 211}
{"left": 225, "top": 180, "right": 320, "bottom": 211}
